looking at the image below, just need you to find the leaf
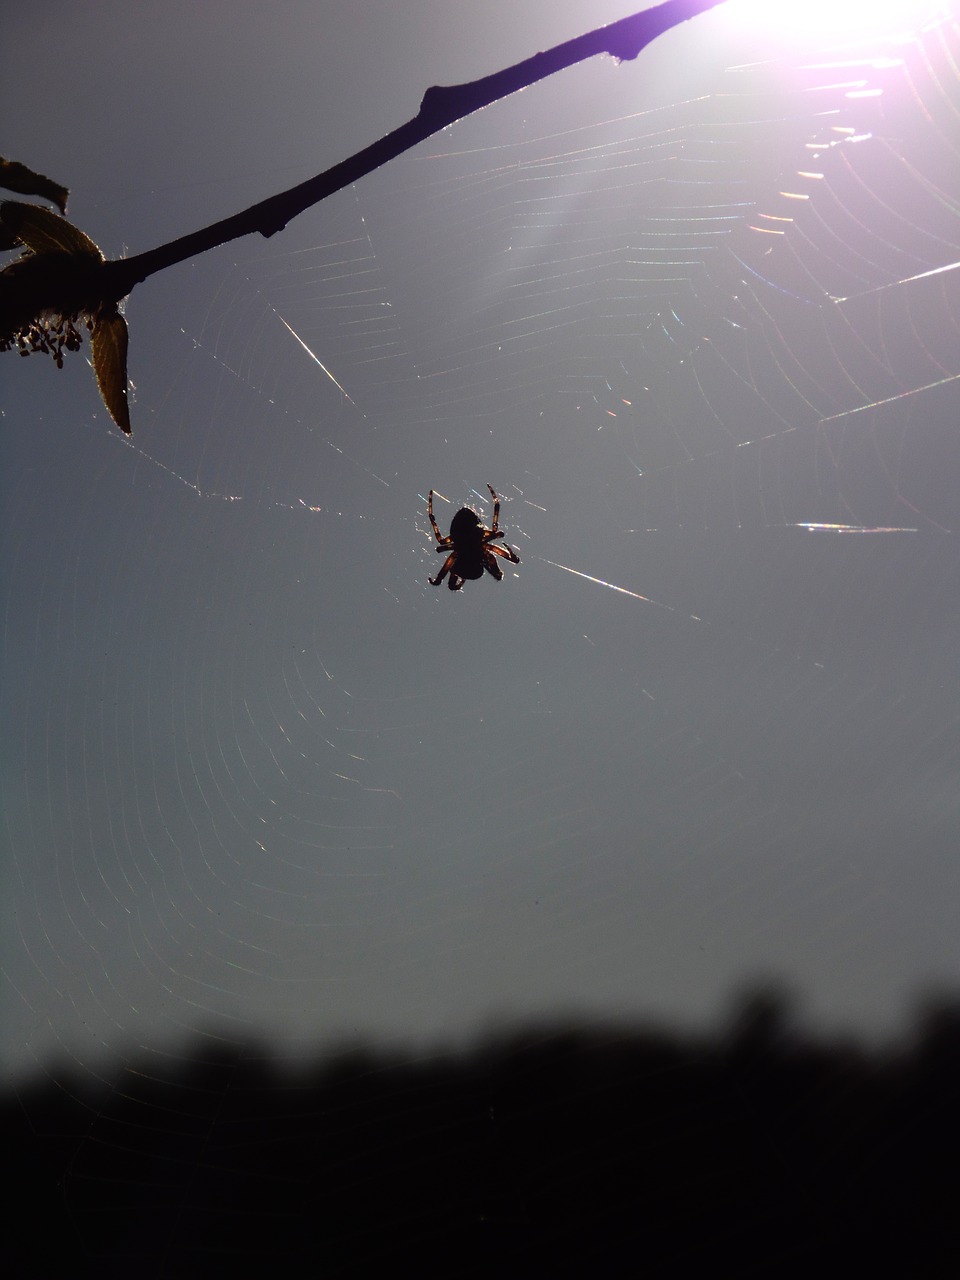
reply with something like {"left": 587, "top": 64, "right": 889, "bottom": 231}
{"left": 0, "top": 201, "right": 102, "bottom": 258}
{"left": 91, "top": 308, "right": 131, "bottom": 434}
{"left": 0, "top": 158, "right": 69, "bottom": 213}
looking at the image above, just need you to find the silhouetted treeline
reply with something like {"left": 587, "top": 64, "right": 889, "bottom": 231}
{"left": 5, "top": 989, "right": 959, "bottom": 1277}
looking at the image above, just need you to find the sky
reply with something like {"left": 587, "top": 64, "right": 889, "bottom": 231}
{"left": 3, "top": 0, "right": 960, "bottom": 1083}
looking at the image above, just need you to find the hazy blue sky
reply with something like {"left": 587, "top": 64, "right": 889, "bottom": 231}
{"left": 3, "top": 1, "right": 959, "bottom": 1082}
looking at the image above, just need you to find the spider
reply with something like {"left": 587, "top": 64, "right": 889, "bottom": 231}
{"left": 427, "top": 484, "right": 520, "bottom": 591}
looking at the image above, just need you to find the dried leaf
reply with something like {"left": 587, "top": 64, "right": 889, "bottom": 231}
{"left": 0, "top": 158, "right": 69, "bottom": 213}
{"left": 91, "top": 308, "right": 131, "bottom": 433}
{"left": 0, "top": 201, "right": 102, "bottom": 258}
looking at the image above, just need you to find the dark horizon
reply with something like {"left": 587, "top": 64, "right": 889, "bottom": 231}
{"left": 8, "top": 984, "right": 959, "bottom": 1275}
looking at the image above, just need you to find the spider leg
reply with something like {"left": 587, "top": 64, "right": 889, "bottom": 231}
{"left": 483, "top": 529, "right": 505, "bottom": 544}
{"left": 427, "top": 490, "right": 445, "bottom": 544}
{"left": 483, "top": 549, "right": 504, "bottom": 581}
{"left": 430, "top": 551, "right": 458, "bottom": 587}
{"left": 486, "top": 484, "right": 501, "bottom": 535}
{"left": 489, "top": 541, "right": 520, "bottom": 565}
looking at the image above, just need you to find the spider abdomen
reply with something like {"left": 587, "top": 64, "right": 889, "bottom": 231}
{"left": 449, "top": 507, "right": 485, "bottom": 542}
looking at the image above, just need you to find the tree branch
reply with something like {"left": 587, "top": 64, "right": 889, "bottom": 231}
{"left": 101, "top": 0, "right": 728, "bottom": 300}
{"left": 2, "top": 0, "right": 728, "bottom": 432}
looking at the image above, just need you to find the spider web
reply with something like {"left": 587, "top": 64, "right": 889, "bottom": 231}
{"left": 4, "top": 3, "right": 960, "bottom": 1111}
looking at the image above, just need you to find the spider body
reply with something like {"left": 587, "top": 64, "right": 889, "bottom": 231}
{"left": 428, "top": 484, "right": 520, "bottom": 591}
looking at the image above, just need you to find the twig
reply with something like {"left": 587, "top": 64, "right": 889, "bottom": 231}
{"left": 101, "top": 0, "right": 728, "bottom": 301}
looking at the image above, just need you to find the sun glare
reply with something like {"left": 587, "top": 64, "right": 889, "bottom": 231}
{"left": 725, "top": 0, "right": 946, "bottom": 42}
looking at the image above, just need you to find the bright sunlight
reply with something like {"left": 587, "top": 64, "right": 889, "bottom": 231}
{"left": 725, "top": 0, "right": 946, "bottom": 42}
